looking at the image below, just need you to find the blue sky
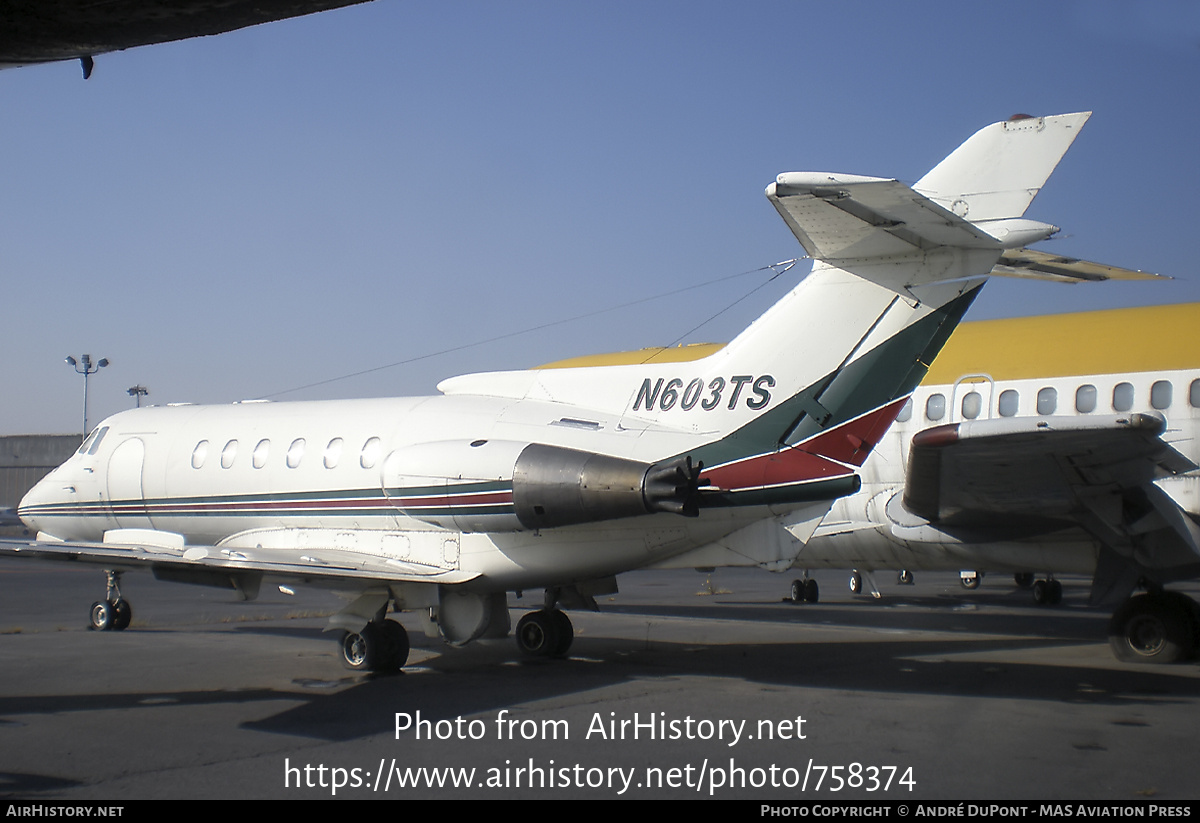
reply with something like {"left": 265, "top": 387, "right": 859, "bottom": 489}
{"left": 3, "top": 1, "right": 1199, "bottom": 435}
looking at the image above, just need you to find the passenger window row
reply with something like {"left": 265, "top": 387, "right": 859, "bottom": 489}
{"left": 192, "top": 436, "right": 383, "bottom": 470}
{"left": 897, "top": 378, "right": 1200, "bottom": 423}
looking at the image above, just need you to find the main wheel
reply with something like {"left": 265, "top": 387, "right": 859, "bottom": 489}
{"left": 549, "top": 610, "right": 574, "bottom": 657}
{"left": 849, "top": 572, "right": 862, "bottom": 595}
{"left": 89, "top": 600, "right": 114, "bottom": 631}
{"left": 1047, "top": 579, "right": 1063, "bottom": 605}
{"left": 378, "top": 619, "right": 410, "bottom": 671}
{"left": 516, "top": 610, "right": 561, "bottom": 657}
{"left": 803, "top": 578, "right": 819, "bottom": 603}
{"left": 1108, "top": 594, "right": 1195, "bottom": 663}
{"left": 1032, "top": 579, "right": 1049, "bottom": 605}
{"left": 112, "top": 599, "right": 132, "bottom": 631}
{"left": 1014, "top": 572, "right": 1034, "bottom": 589}
{"left": 790, "top": 579, "right": 804, "bottom": 603}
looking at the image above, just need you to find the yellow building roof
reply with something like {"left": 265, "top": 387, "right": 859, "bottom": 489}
{"left": 537, "top": 304, "right": 1200, "bottom": 381}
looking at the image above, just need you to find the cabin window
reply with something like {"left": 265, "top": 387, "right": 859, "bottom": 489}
{"left": 191, "top": 440, "right": 209, "bottom": 469}
{"left": 925, "top": 393, "right": 945, "bottom": 422}
{"left": 961, "top": 391, "right": 982, "bottom": 420}
{"left": 286, "top": 438, "right": 306, "bottom": 469}
{"left": 1151, "top": 380, "right": 1173, "bottom": 410}
{"left": 1036, "top": 387, "right": 1057, "bottom": 415}
{"left": 252, "top": 439, "right": 270, "bottom": 469}
{"left": 324, "top": 438, "right": 344, "bottom": 469}
{"left": 1075, "top": 384, "right": 1097, "bottom": 414}
{"left": 360, "top": 436, "right": 383, "bottom": 468}
{"left": 220, "top": 440, "right": 238, "bottom": 469}
{"left": 1113, "top": 382, "right": 1134, "bottom": 412}
{"left": 998, "top": 389, "right": 1019, "bottom": 417}
{"left": 1191, "top": 379, "right": 1200, "bottom": 408}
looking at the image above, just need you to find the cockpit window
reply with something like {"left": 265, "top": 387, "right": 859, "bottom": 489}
{"left": 77, "top": 430, "right": 98, "bottom": 455}
{"left": 86, "top": 427, "right": 109, "bottom": 456}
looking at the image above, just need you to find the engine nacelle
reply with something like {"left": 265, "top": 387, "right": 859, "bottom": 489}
{"left": 383, "top": 440, "right": 703, "bottom": 532}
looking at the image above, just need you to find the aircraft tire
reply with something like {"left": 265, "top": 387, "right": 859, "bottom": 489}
{"left": 804, "top": 578, "right": 819, "bottom": 603}
{"left": 89, "top": 600, "right": 114, "bottom": 631}
{"left": 1032, "top": 580, "right": 1049, "bottom": 605}
{"left": 1108, "top": 594, "right": 1195, "bottom": 664}
{"left": 849, "top": 572, "right": 862, "bottom": 595}
{"left": 378, "top": 619, "right": 410, "bottom": 671}
{"left": 112, "top": 599, "right": 132, "bottom": 631}
{"left": 960, "top": 573, "right": 981, "bottom": 590}
{"left": 339, "top": 627, "right": 376, "bottom": 671}
{"left": 790, "top": 579, "right": 804, "bottom": 603}
{"left": 1048, "top": 579, "right": 1063, "bottom": 605}
{"left": 516, "top": 610, "right": 561, "bottom": 657}
{"left": 1014, "top": 572, "right": 1035, "bottom": 589}
{"left": 550, "top": 610, "right": 573, "bottom": 657}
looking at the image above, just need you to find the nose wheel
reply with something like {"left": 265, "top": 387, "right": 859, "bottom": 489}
{"left": 89, "top": 571, "right": 132, "bottom": 631}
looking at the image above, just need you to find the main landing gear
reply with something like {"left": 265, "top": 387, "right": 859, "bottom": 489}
{"left": 514, "top": 609, "right": 574, "bottom": 658}
{"left": 789, "top": 575, "right": 819, "bottom": 603}
{"left": 339, "top": 616, "right": 410, "bottom": 673}
{"left": 89, "top": 570, "right": 132, "bottom": 631}
{"left": 1030, "top": 577, "right": 1063, "bottom": 605}
{"left": 1108, "top": 590, "right": 1200, "bottom": 664}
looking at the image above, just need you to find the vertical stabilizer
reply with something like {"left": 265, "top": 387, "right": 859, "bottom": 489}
{"left": 913, "top": 112, "right": 1091, "bottom": 222}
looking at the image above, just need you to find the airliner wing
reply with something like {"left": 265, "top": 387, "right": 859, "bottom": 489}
{"left": 0, "top": 531, "right": 480, "bottom": 593}
{"left": 903, "top": 412, "right": 1194, "bottom": 524}
{"left": 0, "top": 1, "right": 368, "bottom": 70}
{"left": 901, "top": 412, "right": 1200, "bottom": 603}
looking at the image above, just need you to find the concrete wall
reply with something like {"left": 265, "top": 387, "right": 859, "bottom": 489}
{"left": 0, "top": 434, "right": 79, "bottom": 511}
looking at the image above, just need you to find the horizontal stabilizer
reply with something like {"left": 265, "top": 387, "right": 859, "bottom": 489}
{"left": 766, "top": 175, "right": 1001, "bottom": 261}
{"left": 993, "top": 248, "right": 1166, "bottom": 284}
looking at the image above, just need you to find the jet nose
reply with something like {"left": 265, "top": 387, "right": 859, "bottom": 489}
{"left": 17, "top": 469, "right": 67, "bottom": 535}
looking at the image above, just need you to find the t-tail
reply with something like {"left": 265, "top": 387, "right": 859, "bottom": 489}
{"left": 438, "top": 113, "right": 1093, "bottom": 515}
{"left": 656, "top": 112, "right": 1093, "bottom": 509}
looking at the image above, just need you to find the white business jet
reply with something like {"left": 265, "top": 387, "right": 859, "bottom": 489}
{"left": 6, "top": 113, "right": 1098, "bottom": 672}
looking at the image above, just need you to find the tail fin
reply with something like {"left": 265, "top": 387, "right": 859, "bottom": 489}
{"left": 914, "top": 112, "right": 1091, "bottom": 222}
{"left": 682, "top": 113, "right": 1092, "bottom": 505}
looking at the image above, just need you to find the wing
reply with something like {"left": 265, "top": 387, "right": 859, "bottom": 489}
{"left": 0, "top": 1, "right": 368, "bottom": 69}
{"left": 0, "top": 527, "right": 479, "bottom": 598}
{"left": 901, "top": 412, "right": 1200, "bottom": 603}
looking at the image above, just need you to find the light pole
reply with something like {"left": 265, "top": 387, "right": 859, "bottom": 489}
{"left": 65, "top": 354, "right": 109, "bottom": 439}
{"left": 127, "top": 385, "right": 149, "bottom": 408}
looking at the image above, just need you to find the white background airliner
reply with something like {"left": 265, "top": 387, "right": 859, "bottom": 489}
{"left": 784, "top": 302, "right": 1200, "bottom": 665}
{"left": 5, "top": 113, "right": 1137, "bottom": 673}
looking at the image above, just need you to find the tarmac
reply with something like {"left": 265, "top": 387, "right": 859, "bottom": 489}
{"left": 1, "top": 560, "right": 1198, "bottom": 800}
